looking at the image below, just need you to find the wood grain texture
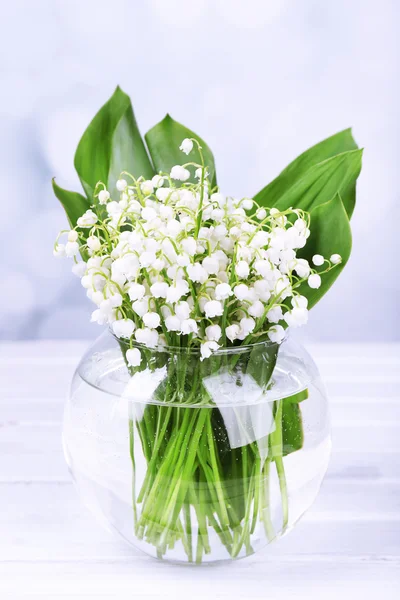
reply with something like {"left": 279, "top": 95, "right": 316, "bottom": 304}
{"left": 0, "top": 341, "right": 399, "bottom": 599}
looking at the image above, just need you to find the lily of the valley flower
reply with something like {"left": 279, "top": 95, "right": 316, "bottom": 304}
{"left": 54, "top": 139, "right": 341, "bottom": 358}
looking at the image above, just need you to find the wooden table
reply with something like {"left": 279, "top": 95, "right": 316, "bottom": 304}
{"left": 1, "top": 342, "right": 399, "bottom": 599}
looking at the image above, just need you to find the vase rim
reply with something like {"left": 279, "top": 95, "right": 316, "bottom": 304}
{"left": 109, "top": 328, "right": 285, "bottom": 356}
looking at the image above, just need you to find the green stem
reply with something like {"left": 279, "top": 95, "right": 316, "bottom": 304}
{"left": 269, "top": 399, "right": 289, "bottom": 532}
{"left": 275, "top": 456, "right": 289, "bottom": 531}
{"left": 260, "top": 458, "right": 275, "bottom": 541}
{"left": 126, "top": 342, "right": 291, "bottom": 563}
{"left": 129, "top": 418, "right": 137, "bottom": 527}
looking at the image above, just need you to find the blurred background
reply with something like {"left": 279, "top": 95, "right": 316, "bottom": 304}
{"left": 0, "top": 0, "right": 398, "bottom": 342}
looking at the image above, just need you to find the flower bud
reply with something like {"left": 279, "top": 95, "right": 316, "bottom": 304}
{"left": 235, "top": 260, "right": 250, "bottom": 279}
{"left": 312, "top": 254, "right": 324, "bottom": 266}
{"left": 143, "top": 312, "right": 161, "bottom": 329}
{"left": 268, "top": 325, "right": 285, "bottom": 344}
{"left": 152, "top": 175, "right": 164, "bottom": 188}
{"left": 170, "top": 165, "right": 190, "bottom": 181}
{"left": 141, "top": 180, "right": 154, "bottom": 196}
{"left": 200, "top": 341, "right": 219, "bottom": 360}
{"left": 204, "top": 300, "right": 223, "bottom": 319}
{"left": 135, "top": 328, "right": 158, "bottom": 348}
{"left": 225, "top": 324, "right": 240, "bottom": 342}
{"left": 179, "top": 138, "right": 194, "bottom": 155}
{"left": 116, "top": 179, "right": 127, "bottom": 191}
{"left": 330, "top": 254, "right": 342, "bottom": 264}
{"left": 205, "top": 324, "right": 222, "bottom": 342}
{"left": 112, "top": 319, "right": 135, "bottom": 339}
{"left": 233, "top": 284, "right": 249, "bottom": 301}
{"left": 308, "top": 273, "right": 321, "bottom": 289}
{"left": 65, "top": 241, "right": 79, "bottom": 257}
{"left": 87, "top": 236, "right": 101, "bottom": 252}
{"left": 256, "top": 208, "right": 267, "bottom": 220}
{"left": 98, "top": 190, "right": 110, "bottom": 204}
{"left": 126, "top": 348, "right": 142, "bottom": 367}
{"left": 215, "top": 283, "right": 232, "bottom": 301}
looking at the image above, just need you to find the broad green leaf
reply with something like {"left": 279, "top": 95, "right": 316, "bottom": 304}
{"left": 74, "top": 86, "right": 154, "bottom": 200}
{"left": 298, "top": 193, "right": 352, "bottom": 308}
{"left": 258, "top": 149, "right": 362, "bottom": 218}
{"left": 269, "top": 397, "right": 304, "bottom": 458}
{"left": 282, "top": 402, "right": 304, "bottom": 456}
{"left": 247, "top": 341, "right": 279, "bottom": 388}
{"left": 52, "top": 178, "right": 90, "bottom": 228}
{"left": 255, "top": 129, "right": 359, "bottom": 218}
{"left": 145, "top": 115, "right": 217, "bottom": 188}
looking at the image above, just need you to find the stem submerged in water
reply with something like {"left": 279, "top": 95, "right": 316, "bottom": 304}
{"left": 124, "top": 345, "right": 292, "bottom": 562}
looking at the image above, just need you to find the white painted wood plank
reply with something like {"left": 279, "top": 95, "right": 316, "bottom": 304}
{"left": 330, "top": 398, "right": 400, "bottom": 424}
{"left": 313, "top": 478, "right": 400, "bottom": 517}
{"left": 2, "top": 504, "right": 400, "bottom": 560}
{"left": 0, "top": 398, "right": 64, "bottom": 423}
{"left": 0, "top": 558, "right": 399, "bottom": 600}
{"left": 1, "top": 482, "right": 399, "bottom": 560}
{"left": 328, "top": 451, "right": 400, "bottom": 479}
{"left": 326, "top": 380, "right": 400, "bottom": 398}
{"left": 0, "top": 367, "right": 74, "bottom": 399}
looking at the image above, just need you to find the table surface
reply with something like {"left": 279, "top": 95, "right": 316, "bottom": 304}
{"left": 0, "top": 341, "right": 399, "bottom": 599}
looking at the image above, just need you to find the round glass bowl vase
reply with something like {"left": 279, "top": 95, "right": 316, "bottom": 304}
{"left": 64, "top": 331, "right": 331, "bottom": 565}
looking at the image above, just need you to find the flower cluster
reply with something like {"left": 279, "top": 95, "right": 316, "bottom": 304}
{"left": 54, "top": 139, "right": 341, "bottom": 362}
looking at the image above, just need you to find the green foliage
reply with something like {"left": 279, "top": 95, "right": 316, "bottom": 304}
{"left": 298, "top": 194, "right": 352, "bottom": 308}
{"left": 51, "top": 178, "right": 90, "bottom": 228}
{"left": 256, "top": 148, "right": 362, "bottom": 219}
{"left": 74, "top": 86, "right": 154, "bottom": 199}
{"left": 52, "top": 86, "right": 361, "bottom": 313}
{"left": 52, "top": 179, "right": 91, "bottom": 260}
{"left": 254, "top": 128, "right": 359, "bottom": 218}
{"left": 145, "top": 114, "right": 217, "bottom": 188}
{"left": 51, "top": 89, "right": 364, "bottom": 522}
{"left": 282, "top": 401, "right": 304, "bottom": 456}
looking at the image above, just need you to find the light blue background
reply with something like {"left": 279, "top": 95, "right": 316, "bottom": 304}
{"left": 1, "top": 0, "right": 398, "bottom": 341}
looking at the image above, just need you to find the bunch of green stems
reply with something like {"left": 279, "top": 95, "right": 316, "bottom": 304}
{"left": 126, "top": 346, "right": 291, "bottom": 563}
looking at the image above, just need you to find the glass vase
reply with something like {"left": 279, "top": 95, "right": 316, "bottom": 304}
{"left": 63, "top": 330, "right": 330, "bottom": 564}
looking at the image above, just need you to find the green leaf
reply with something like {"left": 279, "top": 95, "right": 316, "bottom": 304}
{"left": 269, "top": 397, "right": 304, "bottom": 458}
{"left": 298, "top": 193, "right": 352, "bottom": 308}
{"left": 52, "top": 178, "right": 90, "bottom": 228}
{"left": 257, "top": 149, "right": 362, "bottom": 219}
{"left": 247, "top": 341, "right": 279, "bottom": 388}
{"left": 74, "top": 86, "right": 154, "bottom": 200}
{"left": 52, "top": 179, "right": 91, "bottom": 260}
{"left": 255, "top": 129, "right": 359, "bottom": 218}
{"left": 282, "top": 388, "right": 309, "bottom": 404}
{"left": 145, "top": 115, "right": 217, "bottom": 188}
{"left": 282, "top": 402, "right": 304, "bottom": 456}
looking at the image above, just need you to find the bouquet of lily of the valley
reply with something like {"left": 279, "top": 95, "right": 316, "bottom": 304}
{"left": 54, "top": 88, "right": 361, "bottom": 563}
